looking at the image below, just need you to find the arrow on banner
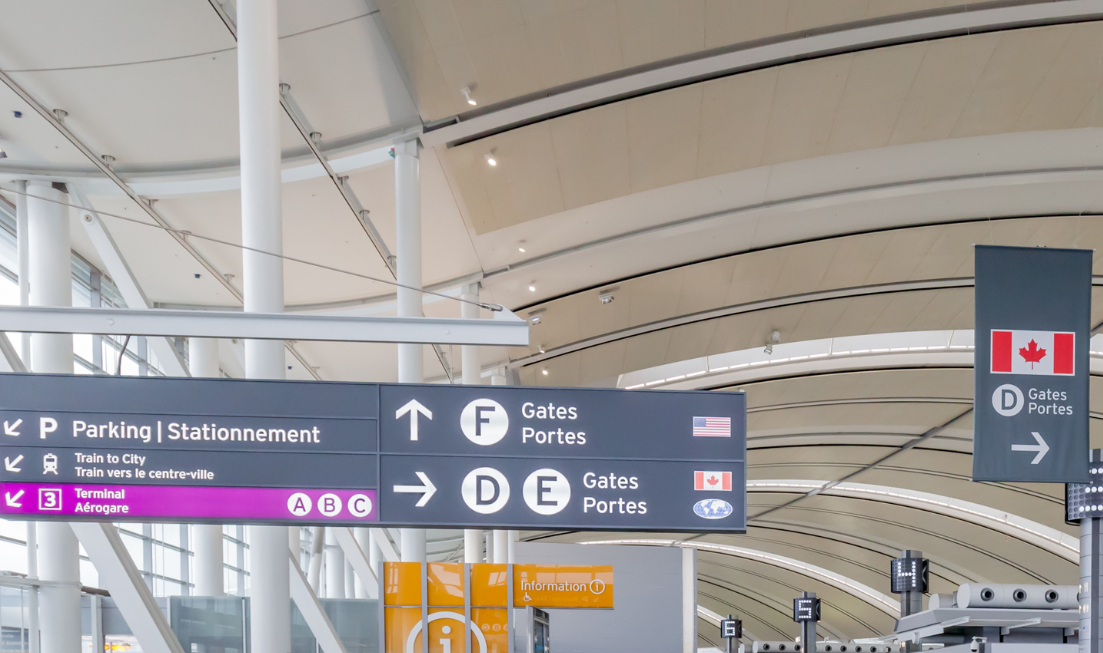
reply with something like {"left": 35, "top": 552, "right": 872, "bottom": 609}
{"left": 1012, "top": 431, "right": 1050, "bottom": 464}
{"left": 4, "top": 419, "right": 21, "bottom": 437}
{"left": 4, "top": 455, "right": 23, "bottom": 472}
{"left": 5, "top": 489, "right": 23, "bottom": 507}
{"left": 393, "top": 471, "right": 437, "bottom": 507}
{"left": 395, "top": 400, "right": 432, "bottom": 441}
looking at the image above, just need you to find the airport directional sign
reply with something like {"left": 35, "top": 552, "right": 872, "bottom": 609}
{"left": 973, "top": 245, "right": 1092, "bottom": 483}
{"left": 0, "top": 374, "right": 746, "bottom": 532}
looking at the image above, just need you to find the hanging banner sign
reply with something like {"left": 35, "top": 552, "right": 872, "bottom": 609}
{"left": 0, "top": 374, "right": 746, "bottom": 532}
{"left": 973, "top": 245, "right": 1091, "bottom": 483}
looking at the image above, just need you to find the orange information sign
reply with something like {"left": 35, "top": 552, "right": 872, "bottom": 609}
{"left": 382, "top": 562, "right": 613, "bottom": 653}
{"left": 513, "top": 565, "right": 613, "bottom": 609}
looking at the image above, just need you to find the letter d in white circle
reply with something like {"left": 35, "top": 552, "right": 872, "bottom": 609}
{"left": 462, "top": 467, "right": 510, "bottom": 514}
{"left": 992, "top": 383, "right": 1024, "bottom": 417}
{"left": 461, "top": 399, "right": 509, "bottom": 445}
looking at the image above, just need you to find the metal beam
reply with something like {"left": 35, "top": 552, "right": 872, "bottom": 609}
{"left": 0, "top": 304, "right": 529, "bottom": 345}
{"left": 73, "top": 188, "right": 189, "bottom": 377}
{"left": 288, "top": 551, "right": 350, "bottom": 653}
{"left": 69, "top": 522, "right": 186, "bottom": 653}
{"left": 0, "top": 333, "right": 26, "bottom": 372}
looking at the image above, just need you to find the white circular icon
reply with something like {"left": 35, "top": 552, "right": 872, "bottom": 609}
{"left": 462, "top": 467, "right": 510, "bottom": 514}
{"left": 460, "top": 399, "right": 509, "bottom": 446}
{"left": 287, "top": 493, "right": 312, "bottom": 516}
{"left": 523, "top": 468, "right": 571, "bottom": 515}
{"left": 992, "top": 383, "right": 1024, "bottom": 417}
{"left": 348, "top": 493, "right": 373, "bottom": 518}
{"left": 589, "top": 579, "right": 606, "bottom": 594}
{"left": 317, "top": 493, "right": 343, "bottom": 517}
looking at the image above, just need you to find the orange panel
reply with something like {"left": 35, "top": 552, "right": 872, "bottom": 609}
{"left": 469, "top": 564, "right": 507, "bottom": 607}
{"left": 384, "top": 562, "right": 423, "bottom": 606}
{"left": 513, "top": 565, "right": 614, "bottom": 608}
{"left": 470, "top": 608, "right": 509, "bottom": 653}
{"left": 427, "top": 563, "right": 465, "bottom": 606}
{"left": 427, "top": 608, "right": 469, "bottom": 653}
{"left": 384, "top": 607, "right": 422, "bottom": 653}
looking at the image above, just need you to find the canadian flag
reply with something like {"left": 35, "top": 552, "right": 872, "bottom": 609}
{"left": 991, "top": 329, "right": 1074, "bottom": 376}
{"left": 694, "top": 471, "right": 732, "bottom": 491}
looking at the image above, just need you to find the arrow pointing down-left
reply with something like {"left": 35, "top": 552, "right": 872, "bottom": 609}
{"left": 5, "top": 489, "right": 24, "bottom": 507}
{"left": 4, "top": 455, "right": 23, "bottom": 472}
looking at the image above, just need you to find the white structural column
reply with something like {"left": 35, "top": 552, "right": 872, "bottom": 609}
{"left": 461, "top": 284, "right": 483, "bottom": 563}
{"left": 354, "top": 529, "right": 372, "bottom": 598}
{"left": 189, "top": 338, "right": 225, "bottom": 596}
{"left": 237, "top": 2, "right": 290, "bottom": 652}
{"left": 493, "top": 530, "right": 508, "bottom": 564}
{"left": 325, "top": 528, "right": 345, "bottom": 598}
{"left": 29, "top": 181, "right": 79, "bottom": 653}
{"left": 395, "top": 139, "right": 426, "bottom": 563}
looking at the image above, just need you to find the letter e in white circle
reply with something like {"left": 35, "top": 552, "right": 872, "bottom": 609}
{"left": 462, "top": 467, "right": 510, "bottom": 514}
{"left": 461, "top": 399, "right": 509, "bottom": 446}
{"left": 348, "top": 494, "right": 373, "bottom": 518}
{"left": 523, "top": 469, "right": 570, "bottom": 515}
{"left": 992, "top": 383, "right": 1024, "bottom": 417}
{"left": 287, "top": 493, "right": 312, "bottom": 517}
{"left": 318, "top": 493, "right": 343, "bottom": 517}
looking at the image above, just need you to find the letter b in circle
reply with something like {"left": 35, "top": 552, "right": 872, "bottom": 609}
{"left": 461, "top": 399, "right": 509, "bottom": 445}
{"left": 992, "top": 383, "right": 1023, "bottom": 417}
{"left": 462, "top": 467, "right": 510, "bottom": 514}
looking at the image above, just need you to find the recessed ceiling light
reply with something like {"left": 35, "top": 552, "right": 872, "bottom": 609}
{"left": 518, "top": 247, "right": 526, "bottom": 253}
{"left": 485, "top": 151, "right": 497, "bottom": 167}
{"left": 528, "top": 285, "right": 536, "bottom": 292}
{"left": 527, "top": 309, "right": 544, "bottom": 325}
{"left": 461, "top": 86, "right": 477, "bottom": 106}
{"left": 599, "top": 287, "right": 617, "bottom": 305}
{"left": 542, "top": 369, "right": 549, "bottom": 376}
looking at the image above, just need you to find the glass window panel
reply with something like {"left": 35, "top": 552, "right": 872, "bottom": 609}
{"left": 79, "top": 558, "right": 98, "bottom": 588}
{"left": 0, "top": 540, "right": 26, "bottom": 574}
{"left": 74, "top": 334, "right": 93, "bottom": 363}
{"left": 0, "top": 518, "right": 27, "bottom": 542}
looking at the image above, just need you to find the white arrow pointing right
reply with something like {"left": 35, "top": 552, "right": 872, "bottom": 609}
{"left": 395, "top": 400, "right": 432, "bottom": 441}
{"left": 393, "top": 471, "right": 437, "bottom": 507}
{"left": 5, "top": 489, "right": 24, "bottom": 507}
{"left": 4, "top": 454, "right": 23, "bottom": 472}
{"left": 1012, "top": 431, "right": 1050, "bottom": 465}
{"left": 4, "top": 419, "right": 21, "bottom": 437}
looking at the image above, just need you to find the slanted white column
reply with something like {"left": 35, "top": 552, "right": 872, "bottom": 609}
{"left": 395, "top": 138, "right": 426, "bottom": 563}
{"left": 29, "top": 181, "right": 79, "bottom": 653}
{"left": 237, "top": 1, "right": 289, "bottom": 651}
{"left": 325, "top": 529, "right": 345, "bottom": 598}
{"left": 189, "top": 338, "right": 225, "bottom": 596}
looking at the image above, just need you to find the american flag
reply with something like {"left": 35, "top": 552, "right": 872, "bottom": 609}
{"left": 693, "top": 416, "right": 731, "bottom": 437}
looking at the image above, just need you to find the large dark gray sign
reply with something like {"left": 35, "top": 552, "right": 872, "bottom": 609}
{"left": 0, "top": 374, "right": 746, "bottom": 532}
{"left": 974, "top": 245, "right": 1091, "bottom": 483}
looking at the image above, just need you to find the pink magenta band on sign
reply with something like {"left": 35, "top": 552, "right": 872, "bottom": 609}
{"left": 0, "top": 483, "right": 377, "bottom": 523}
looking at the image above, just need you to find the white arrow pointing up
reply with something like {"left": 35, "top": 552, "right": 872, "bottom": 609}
{"left": 1012, "top": 431, "right": 1050, "bottom": 465}
{"left": 393, "top": 471, "right": 437, "bottom": 507}
{"left": 395, "top": 400, "right": 432, "bottom": 441}
{"left": 4, "top": 455, "right": 23, "bottom": 472}
{"left": 3, "top": 419, "right": 21, "bottom": 437}
{"left": 5, "top": 489, "right": 23, "bottom": 507}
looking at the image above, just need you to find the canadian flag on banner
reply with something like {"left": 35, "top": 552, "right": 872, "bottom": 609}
{"left": 991, "top": 329, "right": 1075, "bottom": 376}
{"left": 694, "top": 471, "right": 733, "bottom": 491}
